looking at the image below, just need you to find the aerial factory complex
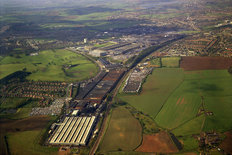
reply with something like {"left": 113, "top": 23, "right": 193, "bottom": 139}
{"left": 49, "top": 116, "right": 96, "bottom": 146}
{"left": 1, "top": 0, "right": 232, "bottom": 155}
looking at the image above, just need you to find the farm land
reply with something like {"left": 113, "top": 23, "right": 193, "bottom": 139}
{"left": 0, "top": 0, "right": 232, "bottom": 154}
{"left": 0, "top": 115, "right": 58, "bottom": 155}
{"left": 111, "top": 56, "right": 232, "bottom": 154}
{"left": 118, "top": 68, "right": 184, "bottom": 118}
{"left": 99, "top": 107, "right": 142, "bottom": 153}
{"left": 161, "top": 57, "right": 181, "bottom": 68}
{"left": 0, "top": 49, "right": 98, "bottom": 81}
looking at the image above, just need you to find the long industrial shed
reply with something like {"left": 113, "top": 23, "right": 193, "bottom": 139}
{"left": 49, "top": 116, "right": 96, "bottom": 146}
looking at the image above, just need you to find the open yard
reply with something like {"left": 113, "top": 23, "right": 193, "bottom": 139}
{"left": 0, "top": 49, "right": 98, "bottom": 81}
{"left": 99, "top": 107, "right": 142, "bottom": 152}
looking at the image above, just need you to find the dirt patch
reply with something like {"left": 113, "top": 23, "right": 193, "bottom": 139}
{"left": 0, "top": 115, "right": 51, "bottom": 133}
{"left": 180, "top": 56, "right": 232, "bottom": 71}
{"left": 58, "top": 147, "right": 70, "bottom": 155}
{"left": 220, "top": 131, "right": 232, "bottom": 154}
{"left": 136, "top": 131, "right": 179, "bottom": 153}
{"left": 176, "top": 97, "right": 181, "bottom": 105}
{"left": 180, "top": 98, "right": 185, "bottom": 105}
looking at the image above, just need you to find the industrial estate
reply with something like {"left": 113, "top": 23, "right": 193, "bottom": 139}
{"left": 1, "top": 0, "right": 232, "bottom": 155}
{"left": 49, "top": 116, "right": 96, "bottom": 146}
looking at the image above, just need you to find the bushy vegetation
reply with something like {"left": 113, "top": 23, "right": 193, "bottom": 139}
{"left": 228, "top": 66, "right": 232, "bottom": 74}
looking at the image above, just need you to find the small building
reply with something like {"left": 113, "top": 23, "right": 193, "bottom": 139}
{"left": 71, "top": 110, "right": 79, "bottom": 116}
{"left": 84, "top": 38, "right": 88, "bottom": 43}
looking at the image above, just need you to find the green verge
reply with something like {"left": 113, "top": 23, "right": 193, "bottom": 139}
{"left": 99, "top": 107, "right": 142, "bottom": 153}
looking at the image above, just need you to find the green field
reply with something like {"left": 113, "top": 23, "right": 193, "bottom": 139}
{"left": 161, "top": 57, "right": 180, "bottom": 68}
{"left": 119, "top": 68, "right": 232, "bottom": 151}
{"left": 155, "top": 79, "right": 202, "bottom": 129}
{"left": 120, "top": 68, "right": 232, "bottom": 133}
{"left": 177, "top": 135, "right": 199, "bottom": 152}
{"left": 172, "top": 115, "right": 205, "bottom": 136}
{"left": 0, "top": 98, "right": 38, "bottom": 119}
{"left": 156, "top": 70, "right": 232, "bottom": 131}
{"left": 7, "top": 129, "right": 58, "bottom": 155}
{"left": 0, "top": 98, "right": 29, "bottom": 109}
{"left": 99, "top": 107, "right": 142, "bottom": 152}
{"left": 119, "top": 68, "right": 184, "bottom": 118}
{"left": 0, "top": 49, "right": 98, "bottom": 81}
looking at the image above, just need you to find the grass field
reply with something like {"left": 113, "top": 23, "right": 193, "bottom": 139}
{"left": 155, "top": 79, "right": 202, "bottom": 129}
{"left": 172, "top": 115, "right": 205, "bottom": 136}
{"left": 0, "top": 98, "right": 38, "bottom": 119}
{"left": 99, "top": 107, "right": 142, "bottom": 152}
{"left": 7, "top": 129, "right": 58, "bottom": 155}
{"left": 0, "top": 98, "right": 29, "bottom": 109}
{"left": 0, "top": 49, "right": 98, "bottom": 81}
{"left": 161, "top": 57, "right": 180, "bottom": 68}
{"left": 177, "top": 136, "right": 199, "bottom": 152}
{"left": 155, "top": 70, "right": 232, "bottom": 131}
{"left": 119, "top": 68, "right": 184, "bottom": 118}
{"left": 118, "top": 68, "right": 232, "bottom": 152}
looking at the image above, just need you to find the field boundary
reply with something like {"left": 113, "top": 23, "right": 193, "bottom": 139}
{"left": 154, "top": 78, "right": 184, "bottom": 120}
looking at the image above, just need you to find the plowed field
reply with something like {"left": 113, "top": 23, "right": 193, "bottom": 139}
{"left": 180, "top": 56, "right": 232, "bottom": 71}
{"left": 0, "top": 115, "right": 51, "bottom": 133}
{"left": 136, "top": 132, "right": 178, "bottom": 153}
{"left": 220, "top": 131, "right": 232, "bottom": 154}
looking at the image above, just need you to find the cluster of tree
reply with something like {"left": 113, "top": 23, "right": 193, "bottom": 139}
{"left": 0, "top": 71, "right": 31, "bottom": 86}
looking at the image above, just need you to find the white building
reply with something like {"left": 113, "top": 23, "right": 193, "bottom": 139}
{"left": 89, "top": 49, "right": 107, "bottom": 57}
